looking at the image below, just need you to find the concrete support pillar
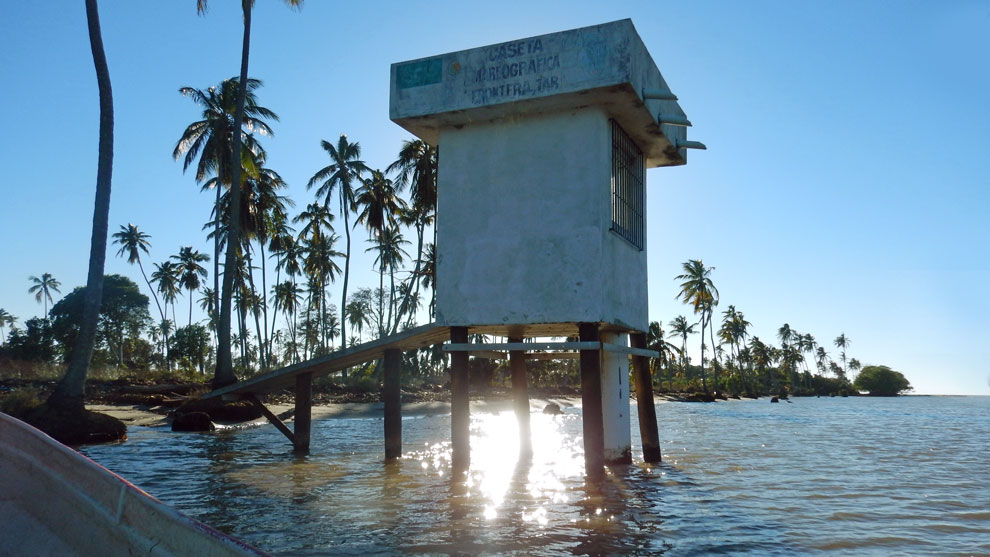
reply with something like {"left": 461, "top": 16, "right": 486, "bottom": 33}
{"left": 578, "top": 322, "right": 604, "bottom": 477}
{"left": 600, "top": 332, "right": 632, "bottom": 464}
{"left": 294, "top": 372, "right": 313, "bottom": 453}
{"left": 384, "top": 349, "right": 402, "bottom": 460}
{"left": 508, "top": 337, "right": 531, "bottom": 457}
{"left": 450, "top": 326, "right": 470, "bottom": 471}
{"left": 631, "top": 332, "right": 662, "bottom": 463}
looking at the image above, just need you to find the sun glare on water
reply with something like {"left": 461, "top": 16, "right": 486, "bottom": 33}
{"left": 408, "top": 408, "right": 586, "bottom": 524}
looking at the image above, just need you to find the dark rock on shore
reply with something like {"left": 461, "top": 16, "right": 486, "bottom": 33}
{"left": 173, "top": 397, "right": 261, "bottom": 423}
{"left": 542, "top": 402, "right": 563, "bottom": 415}
{"left": 21, "top": 404, "right": 127, "bottom": 445}
{"left": 171, "top": 411, "right": 215, "bottom": 432}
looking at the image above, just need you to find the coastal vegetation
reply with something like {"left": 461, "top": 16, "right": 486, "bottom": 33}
{"left": 853, "top": 365, "right": 912, "bottom": 396}
{"left": 0, "top": 3, "right": 903, "bottom": 437}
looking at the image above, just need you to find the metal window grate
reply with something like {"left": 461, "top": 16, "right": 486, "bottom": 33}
{"left": 610, "top": 120, "right": 645, "bottom": 250}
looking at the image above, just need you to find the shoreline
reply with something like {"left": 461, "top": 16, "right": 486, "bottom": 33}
{"left": 88, "top": 396, "right": 587, "bottom": 429}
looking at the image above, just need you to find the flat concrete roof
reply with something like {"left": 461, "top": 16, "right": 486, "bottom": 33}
{"left": 390, "top": 19, "right": 690, "bottom": 167}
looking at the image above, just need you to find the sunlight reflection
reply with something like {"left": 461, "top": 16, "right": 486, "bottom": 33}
{"left": 469, "top": 409, "right": 585, "bottom": 522}
{"left": 404, "top": 406, "right": 586, "bottom": 525}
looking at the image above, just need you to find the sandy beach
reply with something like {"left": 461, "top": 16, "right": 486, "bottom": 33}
{"left": 88, "top": 396, "right": 585, "bottom": 430}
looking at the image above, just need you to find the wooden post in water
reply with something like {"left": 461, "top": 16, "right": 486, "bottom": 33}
{"left": 508, "top": 337, "right": 531, "bottom": 457}
{"left": 631, "top": 332, "right": 662, "bottom": 463}
{"left": 384, "top": 348, "right": 402, "bottom": 460}
{"left": 579, "top": 322, "right": 604, "bottom": 477}
{"left": 450, "top": 326, "right": 470, "bottom": 471}
{"left": 294, "top": 372, "right": 313, "bottom": 453}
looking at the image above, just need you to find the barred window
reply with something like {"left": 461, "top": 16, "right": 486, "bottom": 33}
{"left": 610, "top": 120, "right": 645, "bottom": 250}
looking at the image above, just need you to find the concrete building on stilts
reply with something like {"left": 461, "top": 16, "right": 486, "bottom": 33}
{"left": 391, "top": 19, "right": 703, "bottom": 474}
{"left": 204, "top": 19, "right": 703, "bottom": 478}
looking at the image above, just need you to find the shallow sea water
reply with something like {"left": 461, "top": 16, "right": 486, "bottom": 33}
{"left": 82, "top": 396, "right": 990, "bottom": 555}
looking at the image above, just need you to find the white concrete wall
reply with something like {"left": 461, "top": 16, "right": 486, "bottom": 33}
{"left": 600, "top": 332, "right": 632, "bottom": 463}
{"left": 435, "top": 107, "right": 648, "bottom": 330}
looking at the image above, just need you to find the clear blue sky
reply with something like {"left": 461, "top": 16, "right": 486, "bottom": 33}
{"left": 2, "top": 1, "right": 987, "bottom": 395}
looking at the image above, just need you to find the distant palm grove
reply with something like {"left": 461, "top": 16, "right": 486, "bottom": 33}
{"left": 0, "top": 76, "right": 869, "bottom": 397}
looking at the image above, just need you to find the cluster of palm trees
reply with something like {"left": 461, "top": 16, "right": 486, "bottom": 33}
{"left": 165, "top": 69, "right": 437, "bottom": 378}
{"left": 652, "top": 259, "right": 860, "bottom": 396}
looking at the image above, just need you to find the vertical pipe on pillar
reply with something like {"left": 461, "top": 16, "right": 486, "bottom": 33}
{"left": 579, "top": 322, "right": 604, "bottom": 477}
{"left": 294, "top": 372, "right": 313, "bottom": 453}
{"left": 508, "top": 337, "right": 531, "bottom": 457}
{"left": 631, "top": 332, "right": 662, "bottom": 463}
{"left": 600, "top": 331, "right": 632, "bottom": 465}
{"left": 450, "top": 326, "right": 470, "bottom": 471}
{"left": 384, "top": 348, "right": 402, "bottom": 460}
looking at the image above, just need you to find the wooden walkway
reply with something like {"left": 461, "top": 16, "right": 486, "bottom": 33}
{"left": 202, "top": 323, "right": 451, "bottom": 399}
{"left": 198, "top": 322, "right": 663, "bottom": 473}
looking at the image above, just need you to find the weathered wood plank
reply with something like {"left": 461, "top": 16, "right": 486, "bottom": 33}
{"left": 444, "top": 341, "right": 599, "bottom": 352}
{"left": 294, "top": 373, "right": 313, "bottom": 453}
{"left": 246, "top": 394, "right": 295, "bottom": 444}
{"left": 202, "top": 324, "right": 449, "bottom": 399}
{"left": 383, "top": 349, "right": 402, "bottom": 460}
{"left": 630, "top": 333, "right": 661, "bottom": 463}
{"left": 600, "top": 342, "right": 659, "bottom": 358}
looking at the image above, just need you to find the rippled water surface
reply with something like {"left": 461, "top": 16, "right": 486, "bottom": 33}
{"left": 82, "top": 396, "right": 990, "bottom": 555}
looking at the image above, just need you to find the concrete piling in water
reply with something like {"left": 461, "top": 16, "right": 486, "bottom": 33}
{"left": 450, "top": 326, "right": 470, "bottom": 471}
{"left": 600, "top": 331, "right": 632, "bottom": 465}
{"left": 508, "top": 337, "right": 532, "bottom": 457}
{"left": 384, "top": 349, "right": 402, "bottom": 460}
{"left": 631, "top": 332, "right": 662, "bottom": 463}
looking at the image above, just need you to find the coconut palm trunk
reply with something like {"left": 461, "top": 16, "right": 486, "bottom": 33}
{"left": 341, "top": 214, "right": 351, "bottom": 348}
{"left": 259, "top": 240, "right": 270, "bottom": 364}
{"left": 216, "top": 4, "right": 251, "bottom": 389}
{"left": 49, "top": 0, "right": 113, "bottom": 410}
{"left": 244, "top": 247, "right": 266, "bottom": 369}
{"left": 136, "top": 259, "right": 169, "bottom": 368}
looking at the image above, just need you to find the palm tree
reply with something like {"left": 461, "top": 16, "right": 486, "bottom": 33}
{"left": 355, "top": 169, "right": 408, "bottom": 333}
{"left": 193, "top": 0, "right": 301, "bottom": 387}
{"left": 345, "top": 297, "right": 371, "bottom": 345}
{"left": 174, "top": 78, "right": 272, "bottom": 322}
{"left": 272, "top": 280, "right": 302, "bottom": 362}
{"left": 28, "top": 273, "right": 62, "bottom": 320}
{"left": 815, "top": 346, "right": 830, "bottom": 376}
{"left": 387, "top": 139, "right": 437, "bottom": 313}
{"left": 797, "top": 333, "right": 817, "bottom": 373}
{"left": 355, "top": 169, "right": 406, "bottom": 238}
{"left": 0, "top": 309, "right": 15, "bottom": 344}
{"left": 112, "top": 223, "right": 169, "bottom": 332}
{"left": 667, "top": 315, "right": 696, "bottom": 385}
{"left": 675, "top": 260, "right": 719, "bottom": 394}
{"left": 198, "top": 286, "right": 217, "bottom": 349}
{"left": 646, "top": 321, "right": 679, "bottom": 388}
{"left": 848, "top": 357, "right": 861, "bottom": 378}
{"left": 748, "top": 336, "right": 777, "bottom": 392}
{"left": 365, "top": 225, "right": 409, "bottom": 337}
{"left": 172, "top": 247, "right": 210, "bottom": 326}
{"left": 301, "top": 231, "right": 343, "bottom": 352}
{"left": 834, "top": 333, "right": 850, "bottom": 378}
{"left": 174, "top": 71, "right": 280, "bottom": 387}
{"left": 718, "top": 305, "right": 750, "bottom": 368}
{"left": 48, "top": 0, "right": 115, "bottom": 413}
{"left": 151, "top": 261, "right": 182, "bottom": 326}
{"left": 387, "top": 139, "right": 438, "bottom": 220}
{"left": 417, "top": 243, "right": 437, "bottom": 318}
{"left": 308, "top": 134, "right": 368, "bottom": 352}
